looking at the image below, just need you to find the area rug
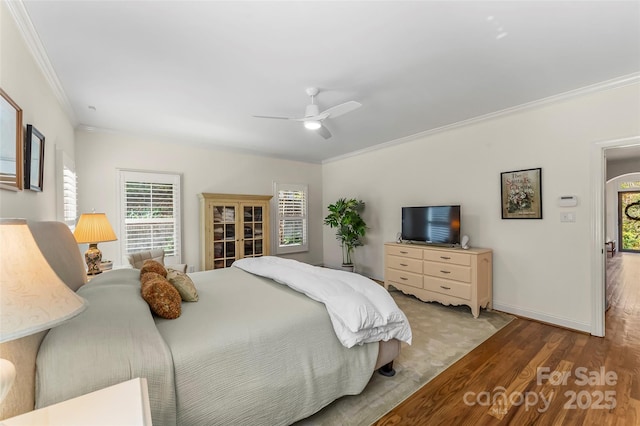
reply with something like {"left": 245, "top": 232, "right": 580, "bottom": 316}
{"left": 295, "top": 289, "right": 514, "bottom": 425}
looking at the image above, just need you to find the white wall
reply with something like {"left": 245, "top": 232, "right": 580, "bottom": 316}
{"left": 607, "top": 157, "right": 640, "bottom": 179}
{"left": 75, "top": 130, "right": 323, "bottom": 270}
{"left": 322, "top": 83, "right": 640, "bottom": 332}
{"left": 0, "top": 3, "right": 76, "bottom": 220}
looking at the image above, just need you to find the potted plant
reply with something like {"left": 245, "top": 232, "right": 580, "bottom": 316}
{"left": 324, "top": 198, "right": 367, "bottom": 270}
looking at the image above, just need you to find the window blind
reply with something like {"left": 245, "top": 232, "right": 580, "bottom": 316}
{"left": 62, "top": 165, "right": 77, "bottom": 227}
{"left": 275, "top": 183, "right": 308, "bottom": 253}
{"left": 56, "top": 149, "right": 77, "bottom": 229}
{"left": 120, "top": 171, "right": 181, "bottom": 260}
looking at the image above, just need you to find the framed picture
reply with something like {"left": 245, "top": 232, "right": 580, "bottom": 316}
{"left": 500, "top": 167, "right": 542, "bottom": 219}
{"left": 0, "top": 89, "right": 24, "bottom": 191}
{"left": 25, "top": 124, "right": 45, "bottom": 192}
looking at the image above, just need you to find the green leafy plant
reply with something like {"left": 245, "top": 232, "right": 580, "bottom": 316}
{"left": 324, "top": 198, "right": 367, "bottom": 266}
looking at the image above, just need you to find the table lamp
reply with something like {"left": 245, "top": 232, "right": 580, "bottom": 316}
{"left": 0, "top": 218, "right": 87, "bottom": 402}
{"left": 73, "top": 213, "right": 117, "bottom": 275}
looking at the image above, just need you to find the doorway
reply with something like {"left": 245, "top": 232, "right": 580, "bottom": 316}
{"left": 618, "top": 191, "right": 640, "bottom": 253}
{"left": 591, "top": 136, "right": 640, "bottom": 337}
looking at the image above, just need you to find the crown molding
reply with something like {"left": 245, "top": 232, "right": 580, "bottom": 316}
{"left": 5, "top": 0, "right": 77, "bottom": 125}
{"left": 323, "top": 72, "right": 640, "bottom": 165}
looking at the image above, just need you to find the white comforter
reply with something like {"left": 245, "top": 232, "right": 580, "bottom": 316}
{"left": 234, "top": 257, "right": 412, "bottom": 348}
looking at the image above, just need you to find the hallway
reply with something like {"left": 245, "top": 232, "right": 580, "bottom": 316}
{"left": 606, "top": 252, "right": 640, "bottom": 342}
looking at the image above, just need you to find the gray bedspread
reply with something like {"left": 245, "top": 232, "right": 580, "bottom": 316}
{"left": 154, "top": 266, "right": 379, "bottom": 426}
{"left": 36, "top": 269, "right": 177, "bottom": 425}
{"left": 36, "top": 266, "right": 378, "bottom": 426}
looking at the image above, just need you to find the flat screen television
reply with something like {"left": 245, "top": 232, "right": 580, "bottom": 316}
{"left": 401, "top": 205, "right": 461, "bottom": 246}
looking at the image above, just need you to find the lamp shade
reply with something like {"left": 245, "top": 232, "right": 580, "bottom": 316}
{"left": 73, "top": 213, "right": 117, "bottom": 244}
{"left": 0, "top": 219, "right": 87, "bottom": 343}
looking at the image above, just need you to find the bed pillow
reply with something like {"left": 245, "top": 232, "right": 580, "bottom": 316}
{"left": 142, "top": 277, "right": 182, "bottom": 319}
{"left": 140, "top": 259, "right": 167, "bottom": 277}
{"left": 167, "top": 269, "right": 199, "bottom": 302}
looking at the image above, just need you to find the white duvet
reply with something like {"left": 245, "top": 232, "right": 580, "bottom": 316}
{"left": 234, "top": 256, "right": 412, "bottom": 348}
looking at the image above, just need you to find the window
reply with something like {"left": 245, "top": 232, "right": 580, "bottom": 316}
{"left": 119, "top": 170, "right": 182, "bottom": 263}
{"left": 56, "top": 149, "right": 77, "bottom": 229}
{"left": 274, "top": 183, "right": 308, "bottom": 254}
{"left": 621, "top": 181, "right": 640, "bottom": 189}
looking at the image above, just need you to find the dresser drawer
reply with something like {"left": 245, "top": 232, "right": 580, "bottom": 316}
{"left": 424, "top": 276, "right": 471, "bottom": 300}
{"left": 385, "top": 245, "right": 423, "bottom": 259}
{"left": 423, "top": 250, "right": 471, "bottom": 266}
{"left": 423, "top": 261, "right": 471, "bottom": 283}
{"left": 386, "top": 268, "right": 423, "bottom": 289}
{"left": 386, "top": 255, "right": 422, "bottom": 274}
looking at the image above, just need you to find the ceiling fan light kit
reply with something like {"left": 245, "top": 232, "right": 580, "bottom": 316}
{"left": 304, "top": 120, "right": 321, "bottom": 130}
{"left": 253, "top": 87, "right": 362, "bottom": 139}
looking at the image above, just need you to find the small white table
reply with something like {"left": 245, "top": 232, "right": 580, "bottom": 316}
{"left": 3, "top": 378, "right": 152, "bottom": 426}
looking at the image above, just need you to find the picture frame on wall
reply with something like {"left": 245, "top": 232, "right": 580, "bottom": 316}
{"left": 25, "top": 124, "right": 45, "bottom": 192}
{"left": 500, "top": 167, "right": 542, "bottom": 219}
{"left": 0, "top": 88, "right": 24, "bottom": 191}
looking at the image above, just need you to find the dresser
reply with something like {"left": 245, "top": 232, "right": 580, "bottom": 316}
{"left": 384, "top": 242, "right": 492, "bottom": 318}
{"left": 199, "top": 193, "right": 272, "bottom": 270}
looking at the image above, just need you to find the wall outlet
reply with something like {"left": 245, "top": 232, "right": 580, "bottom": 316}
{"left": 560, "top": 212, "right": 576, "bottom": 222}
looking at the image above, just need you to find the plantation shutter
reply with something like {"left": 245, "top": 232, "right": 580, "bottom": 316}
{"left": 56, "top": 149, "right": 78, "bottom": 229}
{"left": 62, "top": 165, "right": 78, "bottom": 227}
{"left": 119, "top": 171, "right": 181, "bottom": 261}
{"left": 275, "top": 183, "right": 308, "bottom": 254}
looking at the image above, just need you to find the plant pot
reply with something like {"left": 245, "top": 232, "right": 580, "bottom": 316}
{"left": 341, "top": 264, "right": 355, "bottom": 273}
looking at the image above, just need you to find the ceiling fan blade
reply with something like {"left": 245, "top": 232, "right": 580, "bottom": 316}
{"left": 253, "top": 115, "right": 295, "bottom": 120}
{"left": 320, "top": 101, "right": 362, "bottom": 119}
{"left": 316, "top": 124, "right": 332, "bottom": 139}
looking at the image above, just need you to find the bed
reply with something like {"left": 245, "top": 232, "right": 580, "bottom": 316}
{"left": 30, "top": 221, "right": 410, "bottom": 425}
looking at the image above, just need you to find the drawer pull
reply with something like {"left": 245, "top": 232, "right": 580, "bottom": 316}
{"left": 400, "top": 277, "right": 408, "bottom": 281}
{"left": 440, "top": 270, "right": 451, "bottom": 274}
{"left": 440, "top": 285, "right": 451, "bottom": 290}
{"left": 440, "top": 256, "right": 451, "bottom": 260}
{"left": 400, "top": 251, "right": 409, "bottom": 254}
{"left": 400, "top": 263, "right": 408, "bottom": 266}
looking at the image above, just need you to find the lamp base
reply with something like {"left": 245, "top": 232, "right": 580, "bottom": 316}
{"left": 85, "top": 243, "right": 103, "bottom": 275}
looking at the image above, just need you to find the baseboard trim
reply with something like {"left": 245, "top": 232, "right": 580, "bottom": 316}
{"left": 492, "top": 302, "right": 591, "bottom": 334}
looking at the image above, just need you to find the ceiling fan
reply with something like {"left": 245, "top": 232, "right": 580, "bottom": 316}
{"left": 253, "top": 88, "right": 361, "bottom": 139}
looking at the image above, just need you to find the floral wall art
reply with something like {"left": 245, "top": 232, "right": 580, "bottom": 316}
{"left": 500, "top": 168, "right": 542, "bottom": 219}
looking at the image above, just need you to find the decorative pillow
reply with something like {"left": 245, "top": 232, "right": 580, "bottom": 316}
{"left": 141, "top": 271, "right": 164, "bottom": 285}
{"left": 141, "top": 277, "right": 181, "bottom": 319}
{"left": 167, "top": 269, "right": 199, "bottom": 302}
{"left": 140, "top": 259, "right": 167, "bottom": 277}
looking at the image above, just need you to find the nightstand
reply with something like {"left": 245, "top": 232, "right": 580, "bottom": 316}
{"left": 2, "top": 378, "right": 152, "bottom": 425}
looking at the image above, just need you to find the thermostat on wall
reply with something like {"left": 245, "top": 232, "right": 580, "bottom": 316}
{"left": 558, "top": 196, "right": 578, "bottom": 207}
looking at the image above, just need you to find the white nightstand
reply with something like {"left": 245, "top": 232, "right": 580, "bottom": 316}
{"left": 3, "top": 378, "right": 152, "bottom": 426}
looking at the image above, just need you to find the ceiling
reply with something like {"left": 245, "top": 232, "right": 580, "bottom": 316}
{"left": 16, "top": 1, "right": 640, "bottom": 163}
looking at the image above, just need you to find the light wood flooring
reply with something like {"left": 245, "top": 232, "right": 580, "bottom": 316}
{"left": 375, "top": 252, "right": 640, "bottom": 425}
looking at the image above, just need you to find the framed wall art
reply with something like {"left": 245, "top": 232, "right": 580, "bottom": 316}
{"left": 500, "top": 167, "right": 542, "bottom": 219}
{"left": 0, "top": 88, "right": 24, "bottom": 191}
{"left": 25, "top": 124, "right": 45, "bottom": 192}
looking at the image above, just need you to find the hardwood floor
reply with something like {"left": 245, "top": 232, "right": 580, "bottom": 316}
{"left": 375, "top": 252, "right": 640, "bottom": 425}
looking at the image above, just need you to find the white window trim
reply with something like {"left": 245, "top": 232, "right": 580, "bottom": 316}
{"left": 118, "top": 170, "right": 182, "bottom": 264}
{"left": 273, "top": 182, "right": 309, "bottom": 255}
